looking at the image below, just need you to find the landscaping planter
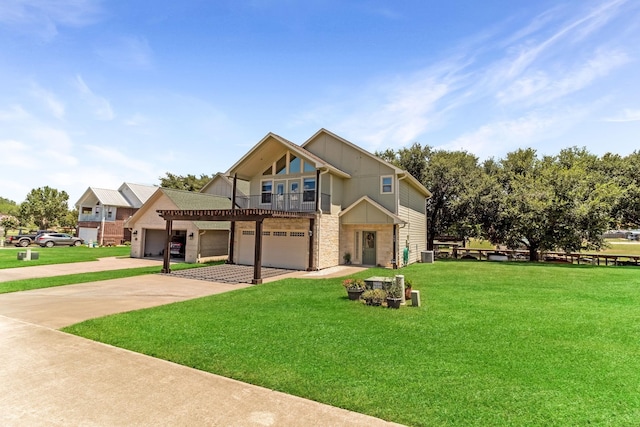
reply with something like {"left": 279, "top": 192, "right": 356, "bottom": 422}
{"left": 347, "top": 289, "right": 364, "bottom": 300}
{"left": 386, "top": 298, "right": 402, "bottom": 309}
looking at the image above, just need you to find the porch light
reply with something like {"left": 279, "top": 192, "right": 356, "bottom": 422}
{"left": 189, "top": 232, "right": 194, "bottom": 240}
{"left": 133, "top": 230, "right": 138, "bottom": 236}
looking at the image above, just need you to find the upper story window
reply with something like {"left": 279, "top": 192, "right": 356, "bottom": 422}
{"left": 261, "top": 180, "right": 272, "bottom": 204}
{"left": 289, "top": 155, "right": 300, "bottom": 173}
{"left": 381, "top": 176, "right": 394, "bottom": 194}
{"left": 303, "top": 161, "right": 315, "bottom": 173}
{"left": 275, "top": 155, "right": 287, "bottom": 175}
{"left": 303, "top": 177, "right": 316, "bottom": 202}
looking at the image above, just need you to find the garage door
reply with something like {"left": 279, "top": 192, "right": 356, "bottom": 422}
{"left": 78, "top": 227, "right": 98, "bottom": 243}
{"left": 237, "top": 230, "right": 308, "bottom": 270}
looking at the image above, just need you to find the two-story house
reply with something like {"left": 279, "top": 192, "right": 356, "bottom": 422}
{"left": 155, "top": 129, "right": 431, "bottom": 280}
{"left": 75, "top": 183, "right": 156, "bottom": 245}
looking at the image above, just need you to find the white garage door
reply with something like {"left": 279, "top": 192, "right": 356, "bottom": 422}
{"left": 237, "top": 230, "right": 308, "bottom": 270}
{"left": 78, "top": 227, "right": 98, "bottom": 243}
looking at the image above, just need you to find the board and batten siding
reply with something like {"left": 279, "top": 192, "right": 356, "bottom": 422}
{"left": 398, "top": 180, "right": 427, "bottom": 264}
{"left": 304, "top": 132, "right": 397, "bottom": 213}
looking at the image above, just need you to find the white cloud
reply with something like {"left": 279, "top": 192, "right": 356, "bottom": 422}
{"left": 0, "top": 105, "right": 30, "bottom": 121}
{"left": 30, "top": 83, "right": 65, "bottom": 119}
{"left": 0, "top": 0, "right": 102, "bottom": 41}
{"left": 83, "top": 145, "right": 156, "bottom": 176}
{"left": 604, "top": 109, "right": 640, "bottom": 122}
{"left": 75, "top": 75, "right": 115, "bottom": 120}
{"left": 497, "top": 49, "right": 629, "bottom": 106}
{"left": 96, "top": 36, "right": 153, "bottom": 70}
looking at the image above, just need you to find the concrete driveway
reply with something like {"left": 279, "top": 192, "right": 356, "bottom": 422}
{"left": 0, "top": 260, "right": 396, "bottom": 426}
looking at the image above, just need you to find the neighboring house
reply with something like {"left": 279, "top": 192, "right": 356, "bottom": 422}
{"left": 126, "top": 187, "right": 233, "bottom": 263}
{"left": 75, "top": 183, "right": 157, "bottom": 245}
{"left": 156, "top": 129, "right": 431, "bottom": 278}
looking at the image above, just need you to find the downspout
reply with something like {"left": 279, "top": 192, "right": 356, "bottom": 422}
{"left": 100, "top": 206, "right": 106, "bottom": 246}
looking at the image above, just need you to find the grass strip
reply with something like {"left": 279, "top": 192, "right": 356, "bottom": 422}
{"left": 0, "top": 246, "right": 132, "bottom": 269}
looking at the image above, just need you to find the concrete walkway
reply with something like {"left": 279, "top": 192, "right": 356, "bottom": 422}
{"left": 0, "top": 260, "right": 397, "bottom": 426}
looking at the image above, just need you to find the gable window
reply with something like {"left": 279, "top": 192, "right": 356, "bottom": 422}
{"left": 262, "top": 165, "right": 273, "bottom": 175}
{"left": 381, "top": 176, "right": 393, "bottom": 194}
{"left": 303, "top": 177, "right": 316, "bottom": 202}
{"left": 275, "top": 155, "right": 287, "bottom": 175}
{"left": 303, "top": 161, "right": 315, "bottom": 173}
{"left": 261, "top": 180, "right": 272, "bottom": 204}
{"left": 289, "top": 155, "right": 300, "bottom": 173}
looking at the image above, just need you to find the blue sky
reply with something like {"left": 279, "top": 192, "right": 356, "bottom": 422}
{"left": 1, "top": 0, "right": 639, "bottom": 206}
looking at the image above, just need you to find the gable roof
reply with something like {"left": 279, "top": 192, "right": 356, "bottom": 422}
{"left": 120, "top": 182, "right": 157, "bottom": 206}
{"left": 303, "top": 128, "right": 432, "bottom": 198}
{"left": 225, "top": 132, "right": 350, "bottom": 180}
{"left": 75, "top": 183, "right": 158, "bottom": 209}
{"left": 125, "top": 187, "right": 232, "bottom": 230}
{"left": 162, "top": 188, "right": 231, "bottom": 210}
{"left": 339, "top": 196, "right": 406, "bottom": 225}
{"left": 76, "top": 187, "right": 130, "bottom": 208}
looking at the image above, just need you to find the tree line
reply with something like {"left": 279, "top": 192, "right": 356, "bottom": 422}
{"left": 2, "top": 151, "right": 638, "bottom": 260}
{"left": 377, "top": 145, "right": 640, "bottom": 260}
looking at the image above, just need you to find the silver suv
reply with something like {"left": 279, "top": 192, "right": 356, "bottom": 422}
{"left": 36, "top": 233, "right": 84, "bottom": 247}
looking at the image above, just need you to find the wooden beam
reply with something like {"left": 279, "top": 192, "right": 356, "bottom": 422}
{"left": 161, "top": 219, "right": 172, "bottom": 273}
{"left": 252, "top": 219, "right": 263, "bottom": 284}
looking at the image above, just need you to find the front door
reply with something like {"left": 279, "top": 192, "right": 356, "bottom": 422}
{"left": 362, "top": 231, "right": 376, "bottom": 265}
{"left": 275, "top": 181, "right": 286, "bottom": 210}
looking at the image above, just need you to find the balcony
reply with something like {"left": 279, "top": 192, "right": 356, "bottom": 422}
{"left": 78, "top": 214, "right": 116, "bottom": 222}
{"left": 236, "top": 193, "right": 330, "bottom": 212}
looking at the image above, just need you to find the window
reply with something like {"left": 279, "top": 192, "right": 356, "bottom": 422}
{"left": 289, "top": 155, "right": 300, "bottom": 173}
{"left": 261, "top": 180, "right": 272, "bottom": 204}
{"left": 303, "top": 177, "right": 316, "bottom": 202}
{"left": 381, "top": 176, "right": 393, "bottom": 193}
{"left": 262, "top": 165, "right": 272, "bottom": 175}
{"left": 275, "top": 155, "right": 287, "bottom": 175}
{"left": 303, "top": 161, "right": 315, "bottom": 173}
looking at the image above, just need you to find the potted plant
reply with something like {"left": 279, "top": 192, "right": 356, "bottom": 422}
{"left": 343, "top": 252, "right": 352, "bottom": 265}
{"left": 404, "top": 278, "right": 413, "bottom": 301}
{"left": 386, "top": 281, "right": 403, "bottom": 309}
{"left": 342, "top": 278, "right": 366, "bottom": 300}
{"left": 362, "top": 288, "right": 387, "bottom": 306}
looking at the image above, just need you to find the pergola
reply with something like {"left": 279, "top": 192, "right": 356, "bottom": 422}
{"left": 156, "top": 208, "right": 316, "bottom": 284}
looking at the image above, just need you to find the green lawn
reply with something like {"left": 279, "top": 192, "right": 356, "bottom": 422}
{"left": 0, "top": 245, "right": 132, "bottom": 269}
{"left": 64, "top": 261, "right": 640, "bottom": 426}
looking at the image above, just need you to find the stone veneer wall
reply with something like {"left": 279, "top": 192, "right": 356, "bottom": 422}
{"left": 317, "top": 213, "right": 340, "bottom": 269}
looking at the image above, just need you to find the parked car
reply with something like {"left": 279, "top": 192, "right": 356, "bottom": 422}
{"left": 5, "top": 230, "right": 56, "bottom": 247}
{"left": 36, "top": 233, "right": 84, "bottom": 247}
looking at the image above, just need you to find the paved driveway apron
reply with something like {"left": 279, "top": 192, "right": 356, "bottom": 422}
{"left": 0, "top": 262, "right": 398, "bottom": 426}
